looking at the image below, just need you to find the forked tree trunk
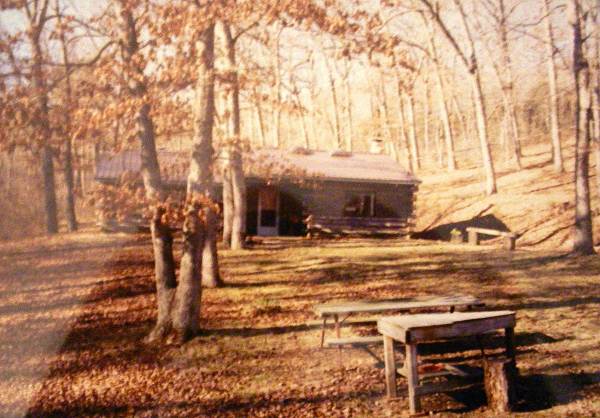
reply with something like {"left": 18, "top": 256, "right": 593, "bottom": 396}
{"left": 117, "top": 1, "right": 177, "bottom": 342}
{"left": 570, "top": 0, "right": 595, "bottom": 255}
{"left": 222, "top": 22, "right": 247, "bottom": 251}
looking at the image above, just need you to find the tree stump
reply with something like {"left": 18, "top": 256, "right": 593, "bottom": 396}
{"left": 484, "top": 357, "right": 517, "bottom": 413}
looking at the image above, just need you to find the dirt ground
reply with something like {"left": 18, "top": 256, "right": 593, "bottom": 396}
{"left": 0, "top": 231, "right": 599, "bottom": 417}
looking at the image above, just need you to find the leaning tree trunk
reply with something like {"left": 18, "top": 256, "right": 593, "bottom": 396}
{"left": 424, "top": 14, "right": 456, "bottom": 171}
{"left": 471, "top": 71, "right": 497, "bottom": 195}
{"left": 544, "top": 0, "right": 564, "bottom": 172}
{"left": 571, "top": 0, "right": 595, "bottom": 255}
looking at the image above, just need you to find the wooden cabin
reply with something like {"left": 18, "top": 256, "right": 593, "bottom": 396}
{"left": 95, "top": 146, "right": 420, "bottom": 237}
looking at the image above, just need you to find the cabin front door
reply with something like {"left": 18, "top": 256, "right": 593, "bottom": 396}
{"left": 257, "top": 186, "right": 279, "bottom": 236}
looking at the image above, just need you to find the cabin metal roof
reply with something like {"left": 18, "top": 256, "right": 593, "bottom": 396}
{"left": 95, "top": 148, "right": 420, "bottom": 186}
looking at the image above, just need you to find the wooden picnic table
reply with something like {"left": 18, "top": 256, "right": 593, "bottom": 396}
{"left": 378, "top": 310, "right": 516, "bottom": 415}
{"left": 314, "top": 295, "right": 484, "bottom": 347}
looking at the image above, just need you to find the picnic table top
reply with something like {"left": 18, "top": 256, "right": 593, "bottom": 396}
{"left": 314, "top": 295, "right": 484, "bottom": 317}
{"left": 377, "top": 310, "right": 516, "bottom": 343}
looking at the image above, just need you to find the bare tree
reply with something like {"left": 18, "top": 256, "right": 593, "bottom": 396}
{"left": 420, "top": 0, "right": 497, "bottom": 195}
{"left": 423, "top": 13, "right": 456, "bottom": 171}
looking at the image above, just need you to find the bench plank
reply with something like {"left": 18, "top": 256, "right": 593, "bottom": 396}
{"left": 466, "top": 227, "right": 516, "bottom": 238}
{"left": 314, "top": 295, "right": 483, "bottom": 317}
{"left": 325, "top": 336, "right": 383, "bottom": 347}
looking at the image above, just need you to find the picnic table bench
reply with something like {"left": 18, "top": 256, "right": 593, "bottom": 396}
{"left": 314, "top": 295, "right": 484, "bottom": 348}
{"left": 306, "top": 215, "right": 413, "bottom": 237}
{"left": 378, "top": 310, "right": 516, "bottom": 414}
{"left": 466, "top": 227, "right": 517, "bottom": 250}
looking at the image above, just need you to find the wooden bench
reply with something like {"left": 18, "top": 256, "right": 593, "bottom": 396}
{"left": 378, "top": 310, "right": 516, "bottom": 415}
{"left": 314, "top": 295, "right": 484, "bottom": 348}
{"left": 306, "top": 215, "right": 413, "bottom": 237}
{"left": 466, "top": 227, "right": 517, "bottom": 250}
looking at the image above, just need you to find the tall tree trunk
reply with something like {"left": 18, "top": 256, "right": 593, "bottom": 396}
{"left": 273, "top": 25, "right": 283, "bottom": 148}
{"left": 498, "top": 0, "right": 522, "bottom": 169}
{"left": 423, "top": 74, "right": 430, "bottom": 163}
{"left": 590, "top": 0, "right": 600, "bottom": 195}
{"left": 423, "top": 0, "right": 497, "bottom": 194}
{"left": 404, "top": 92, "right": 421, "bottom": 172}
{"left": 187, "top": 24, "right": 222, "bottom": 288}
{"left": 117, "top": 1, "right": 177, "bottom": 342}
{"left": 222, "top": 22, "right": 247, "bottom": 250}
{"left": 254, "top": 90, "right": 267, "bottom": 147}
{"left": 343, "top": 58, "right": 353, "bottom": 152}
{"left": 471, "top": 72, "right": 497, "bottom": 195}
{"left": 221, "top": 166, "right": 233, "bottom": 247}
{"left": 324, "top": 54, "right": 343, "bottom": 149}
{"left": 29, "top": 22, "right": 58, "bottom": 234}
{"left": 56, "top": 0, "right": 78, "bottom": 231}
{"left": 570, "top": 0, "right": 595, "bottom": 255}
{"left": 424, "top": 18, "right": 457, "bottom": 171}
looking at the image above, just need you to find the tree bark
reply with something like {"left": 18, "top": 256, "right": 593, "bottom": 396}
{"left": 187, "top": 24, "right": 222, "bottom": 288}
{"left": 570, "top": 0, "right": 595, "bottom": 255}
{"left": 498, "top": 0, "right": 522, "bottom": 169}
{"left": 404, "top": 92, "right": 421, "bottom": 172}
{"left": 56, "top": 0, "right": 78, "bottom": 231}
{"left": 221, "top": 165, "right": 233, "bottom": 247}
{"left": 28, "top": 4, "right": 59, "bottom": 234}
{"left": 172, "top": 203, "right": 204, "bottom": 342}
{"left": 324, "top": 53, "right": 343, "bottom": 149}
{"left": 424, "top": 16, "right": 456, "bottom": 171}
{"left": 117, "top": 1, "right": 177, "bottom": 342}
{"left": 222, "top": 22, "right": 247, "bottom": 251}
{"left": 423, "top": 0, "right": 497, "bottom": 194}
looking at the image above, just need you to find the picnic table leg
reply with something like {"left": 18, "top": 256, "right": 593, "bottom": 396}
{"left": 383, "top": 335, "right": 397, "bottom": 398}
{"left": 505, "top": 327, "right": 516, "bottom": 366}
{"left": 406, "top": 342, "right": 421, "bottom": 414}
{"left": 334, "top": 314, "right": 340, "bottom": 338}
{"left": 320, "top": 317, "right": 327, "bottom": 348}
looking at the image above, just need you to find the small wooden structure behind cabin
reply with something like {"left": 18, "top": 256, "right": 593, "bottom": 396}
{"left": 95, "top": 146, "right": 420, "bottom": 237}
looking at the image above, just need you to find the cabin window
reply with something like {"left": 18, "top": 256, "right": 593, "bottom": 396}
{"left": 343, "top": 193, "right": 375, "bottom": 217}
